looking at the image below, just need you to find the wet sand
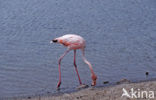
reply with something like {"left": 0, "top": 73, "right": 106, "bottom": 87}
{"left": 12, "top": 80, "right": 156, "bottom": 100}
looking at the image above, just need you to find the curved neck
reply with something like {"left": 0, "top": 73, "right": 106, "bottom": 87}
{"left": 81, "top": 49, "right": 95, "bottom": 75}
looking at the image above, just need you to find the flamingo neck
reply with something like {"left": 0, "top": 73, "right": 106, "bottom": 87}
{"left": 81, "top": 49, "right": 95, "bottom": 75}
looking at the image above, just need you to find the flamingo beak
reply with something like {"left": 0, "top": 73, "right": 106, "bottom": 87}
{"left": 50, "top": 39, "right": 58, "bottom": 43}
{"left": 50, "top": 40, "right": 53, "bottom": 44}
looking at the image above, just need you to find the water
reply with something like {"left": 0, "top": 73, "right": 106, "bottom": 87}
{"left": 0, "top": 0, "right": 156, "bottom": 97}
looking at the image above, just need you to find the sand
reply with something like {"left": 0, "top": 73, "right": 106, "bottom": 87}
{"left": 10, "top": 80, "right": 156, "bottom": 100}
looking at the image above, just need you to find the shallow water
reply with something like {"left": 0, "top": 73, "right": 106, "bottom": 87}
{"left": 0, "top": 0, "right": 156, "bottom": 97}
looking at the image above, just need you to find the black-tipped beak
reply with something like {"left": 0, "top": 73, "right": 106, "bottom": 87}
{"left": 50, "top": 39, "right": 57, "bottom": 43}
{"left": 52, "top": 39, "right": 57, "bottom": 43}
{"left": 50, "top": 39, "right": 58, "bottom": 44}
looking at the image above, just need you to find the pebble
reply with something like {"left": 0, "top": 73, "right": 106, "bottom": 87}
{"left": 103, "top": 81, "right": 109, "bottom": 84}
{"left": 146, "top": 72, "right": 149, "bottom": 76}
{"left": 76, "top": 84, "right": 89, "bottom": 90}
{"left": 116, "top": 78, "right": 131, "bottom": 84}
{"left": 27, "top": 96, "right": 31, "bottom": 99}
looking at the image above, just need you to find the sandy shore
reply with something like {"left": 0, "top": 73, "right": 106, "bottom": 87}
{"left": 10, "top": 80, "right": 156, "bottom": 100}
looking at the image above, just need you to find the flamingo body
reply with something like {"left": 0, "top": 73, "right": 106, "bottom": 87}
{"left": 51, "top": 34, "right": 97, "bottom": 88}
{"left": 53, "top": 34, "right": 86, "bottom": 50}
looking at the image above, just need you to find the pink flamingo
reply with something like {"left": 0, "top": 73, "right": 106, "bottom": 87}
{"left": 50, "top": 34, "right": 97, "bottom": 88}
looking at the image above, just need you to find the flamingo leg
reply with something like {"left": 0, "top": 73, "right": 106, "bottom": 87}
{"left": 57, "top": 49, "right": 70, "bottom": 88}
{"left": 73, "top": 50, "right": 82, "bottom": 85}
{"left": 81, "top": 48, "right": 97, "bottom": 86}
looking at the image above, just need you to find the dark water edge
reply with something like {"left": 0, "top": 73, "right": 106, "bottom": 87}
{"left": 1, "top": 78, "right": 156, "bottom": 100}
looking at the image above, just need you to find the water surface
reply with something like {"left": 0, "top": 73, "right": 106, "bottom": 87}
{"left": 0, "top": 0, "right": 156, "bottom": 97}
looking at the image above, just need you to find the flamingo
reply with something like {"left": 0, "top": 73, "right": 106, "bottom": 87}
{"left": 50, "top": 34, "right": 97, "bottom": 88}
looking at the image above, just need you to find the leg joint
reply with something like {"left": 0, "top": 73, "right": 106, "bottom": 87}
{"left": 73, "top": 62, "right": 77, "bottom": 67}
{"left": 58, "top": 58, "right": 62, "bottom": 64}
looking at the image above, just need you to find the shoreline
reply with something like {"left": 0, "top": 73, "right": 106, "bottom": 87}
{"left": 9, "top": 79, "right": 156, "bottom": 100}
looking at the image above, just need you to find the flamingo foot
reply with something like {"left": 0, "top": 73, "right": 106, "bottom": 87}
{"left": 57, "top": 81, "right": 61, "bottom": 89}
{"left": 91, "top": 74, "right": 97, "bottom": 86}
{"left": 76, "top": 84, "right": 89, "bottom": 90}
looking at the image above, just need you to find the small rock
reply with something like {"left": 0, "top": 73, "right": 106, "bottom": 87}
{"left": 76, "top": 97, "right": 80, "bottom": 99}
{"left": 103, "top": 81, "right": 109, "bottom": 84}
{"left": 116, "top": 78, "right": 131, "bottom": 84}
{"left": 76, "top": 84, "right": 89, "bottom": 90}
{"left": 27, "top": 96, "right": 31, "bottom": 99}
{"left": 146, "top": 72, "right": 149, "bottom": 76}
{"left": 47, "top": 91, "right": 50, "bottom": 94}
